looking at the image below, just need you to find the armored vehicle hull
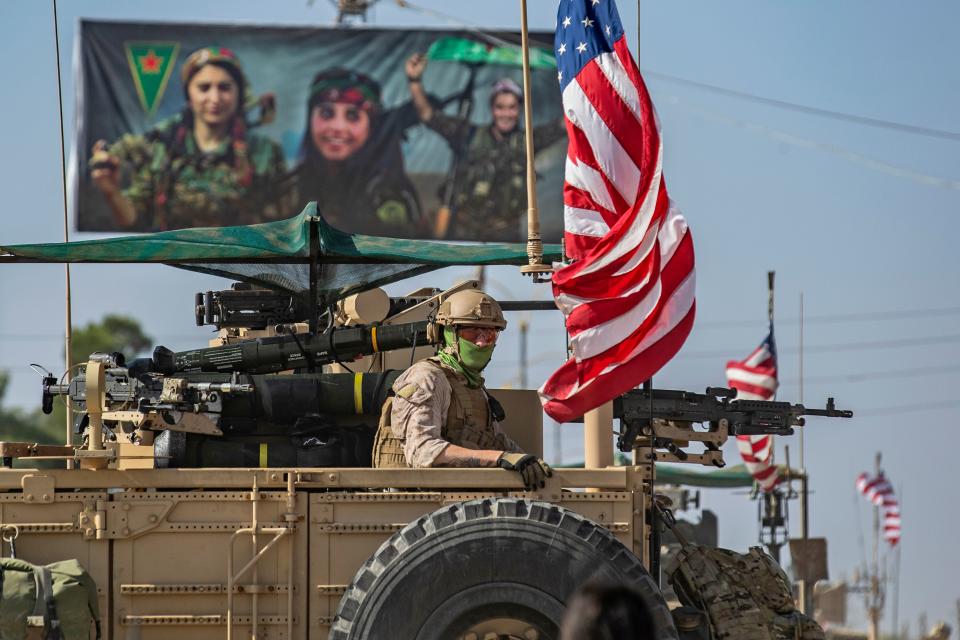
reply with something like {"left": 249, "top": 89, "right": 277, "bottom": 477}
{"left": 0, "top": 465, "right": 672, "bottom": 639}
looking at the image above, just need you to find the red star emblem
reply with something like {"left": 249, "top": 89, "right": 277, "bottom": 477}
{"left": 138, "top": 49, "right": 163, "bottom": 74}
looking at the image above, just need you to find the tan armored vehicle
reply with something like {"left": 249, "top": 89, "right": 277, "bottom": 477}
{"left": 0, "top": 212, "right": 849, "bottom": 639}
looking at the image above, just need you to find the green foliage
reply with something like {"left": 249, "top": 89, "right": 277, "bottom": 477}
{"left": 0, "top": 315, "right": 153, "bottom": 447}
{"left": 68, "top": 314, "right": 153, "bottom": 368}
{"left": 0, "top": 371, "right": 58, "bottom": 443}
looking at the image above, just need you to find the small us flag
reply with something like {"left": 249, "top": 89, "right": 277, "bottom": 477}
{"left": 726, "top": 325, "right": 780, "bottom": 491}
{"left": 857, "top": 472, "right": 902, "bottom": 546}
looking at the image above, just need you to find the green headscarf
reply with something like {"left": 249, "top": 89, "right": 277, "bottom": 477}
{"left": 436, "top": 327, "right": 495, "bottom": 388}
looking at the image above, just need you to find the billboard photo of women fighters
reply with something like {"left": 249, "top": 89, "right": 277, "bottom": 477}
{"left": 76, "top": 21, "right": 566, "bottom": 241}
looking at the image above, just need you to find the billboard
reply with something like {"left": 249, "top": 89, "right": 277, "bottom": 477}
{"left": 75, "top": 21, "right": 566, "bottom": 241}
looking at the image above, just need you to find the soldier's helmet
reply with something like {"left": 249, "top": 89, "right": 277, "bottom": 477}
{"left": 435, "top": 290, "right": 507, "bottom": 330}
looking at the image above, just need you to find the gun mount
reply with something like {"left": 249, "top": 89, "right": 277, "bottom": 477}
{"left": 612, "top": 386, "right": 853, "bottom": 467}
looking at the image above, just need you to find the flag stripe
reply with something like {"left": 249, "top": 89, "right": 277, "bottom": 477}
{"left": 562, "top": 78, "right": 640, "bottom": 204}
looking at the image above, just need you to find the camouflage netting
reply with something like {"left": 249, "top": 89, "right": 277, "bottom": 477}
{"left": 0, "top": 203, "right": 563, "bottom": 302}
{"left": 668, "top": 545, "right": 825, "bottom": 640}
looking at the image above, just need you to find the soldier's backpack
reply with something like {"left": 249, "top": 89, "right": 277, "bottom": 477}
{"left": 667, "top": 544, "right": 824, "bottom": 640}
{"left": 0, "top": 558, "right": 100, "bottom": 639}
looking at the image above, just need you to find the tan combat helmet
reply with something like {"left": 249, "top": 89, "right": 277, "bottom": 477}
{"left": 435, "top": 289, "right": 507, "bottom": 330}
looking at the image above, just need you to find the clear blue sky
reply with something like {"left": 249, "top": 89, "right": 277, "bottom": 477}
{"left": 0, "top": 0, "right": 957, "bottom": 634}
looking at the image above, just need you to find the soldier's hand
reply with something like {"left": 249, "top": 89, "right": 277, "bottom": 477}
{"left": 89, "top": 140, "right": 120, "bottom": 195}
{"left": 406, "top": 53, "right": 427, "bottom": 82}
{"left": 497, "top": 452, "right": 553, "bottom": 490}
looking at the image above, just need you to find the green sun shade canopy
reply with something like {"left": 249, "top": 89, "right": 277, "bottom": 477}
{"left": 0, "top": 204, "right": 562, "bottom": 301}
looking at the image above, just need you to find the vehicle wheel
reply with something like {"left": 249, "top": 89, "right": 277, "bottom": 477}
{"left": 330, "top": 498, "right": 677, "bottom": 640}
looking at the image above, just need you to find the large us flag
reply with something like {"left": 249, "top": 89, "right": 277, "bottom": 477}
{"left": 539, "top": 0, "right": 696, "bottom": 423}
{"left": 726, "top": 326, "right": 780, "bottom": 491}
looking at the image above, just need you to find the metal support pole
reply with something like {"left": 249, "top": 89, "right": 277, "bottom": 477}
{"left": 584, "top": 403, "right": 614, "bottom": 471}
{"left": 519, "top": 318, "right": 529, "bottom": 390}
{"left": 51, "top": 0, "right": 74, "bottom": 465}
{"left": 517, "top": 0, "right": 551, "bottom": 280}
{"left": 251, "top": 478, "right": 259, "bottom": 640}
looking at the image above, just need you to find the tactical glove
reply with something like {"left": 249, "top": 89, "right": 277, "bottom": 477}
{"left": 497, "top": 452, "right": 553, "bottom": 490}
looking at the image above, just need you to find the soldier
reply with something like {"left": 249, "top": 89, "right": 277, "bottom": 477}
{"left": 372, "top": 289, "right": 553, "bottom": 490}
{"left": 406, "top": 52, "right": 567, "bottom": 241}
{"left": 89, "top": 46, "right": 287, "bottom": 231}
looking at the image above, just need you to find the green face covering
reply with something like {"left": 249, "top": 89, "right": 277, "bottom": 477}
{"left": 458, "top": 337, "right": 495, "bottom": 371}
{"left": 438, "top": 327, "right": 496, "bottom": 387}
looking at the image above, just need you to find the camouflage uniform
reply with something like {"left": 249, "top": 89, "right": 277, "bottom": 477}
{"left": 427, "top": 114, "right": 566, "bottom": 241}
{"left": 372, "top": 357, "right": 521, "bottom": 468}
{"left": 107, "top": 112, "right": 287, "bottom": 231}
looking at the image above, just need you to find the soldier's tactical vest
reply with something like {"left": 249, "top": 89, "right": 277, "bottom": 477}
{"left": 668, "top": 545, "right": 825, "bottom": 640}
{"left": 372, "top": 359, "right": 498, "bottom": 468}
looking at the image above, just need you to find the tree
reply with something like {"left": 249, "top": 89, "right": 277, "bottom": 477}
{"left": 69, "top": 314, "right": 153, "bottom": 369}
{"left": 0, "top": 371, "right": 58, "bottom": 443}
{"left": 0, "top": 315, "right": 153, "bottom": 447}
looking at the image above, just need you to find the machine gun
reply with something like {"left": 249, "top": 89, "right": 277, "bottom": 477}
{"left": 613, "top": 386, "right": 853, "bottom": 466}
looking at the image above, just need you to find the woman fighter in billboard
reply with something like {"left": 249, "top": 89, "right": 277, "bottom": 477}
{"left": 89, "top": 47, "right": 287, "bottom": 231}
{"left": 289, "top": 68, "right": 427, "bottom": 236}
{"left": 406, "top": 52, "right": 566, "bottom": 241}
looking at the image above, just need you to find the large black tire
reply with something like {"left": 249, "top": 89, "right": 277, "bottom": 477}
{"left": 330, "top": 498, "right": 677, "bottom": 640}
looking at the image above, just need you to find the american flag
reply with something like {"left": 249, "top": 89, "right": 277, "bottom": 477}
{"left": 539, "top": 0, "right": 696, "bottom": 423}
{"left": 857, "top": 472, "right": 902, "bottom": 546}
{"left": 726, "top": 325, "right": 780, "bottom": 491}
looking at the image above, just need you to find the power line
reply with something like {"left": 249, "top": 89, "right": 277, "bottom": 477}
{"left": 697, "top": 305, "right": 960, "bottom": 329}
{"left": 664, "top": 95, "right": 960, "bottom": 191}
{"left": 853, "top": 400, "right": 960, "bottom": 417}
{"left": 0, "top": 332, "right": 210, "bottom": 342}
{"left": 644, "top": 70, "right": 960, "bottom": 142}
{"left": 680, "top": 333, "right": 960, "bottom": 360}
{"left": 780, "top": 363, "right": 960, "bottom": 386}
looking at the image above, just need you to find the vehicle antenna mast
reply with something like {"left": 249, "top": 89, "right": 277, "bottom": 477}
{"left": 517, "top": 0, "right": 552, "bottom": 282}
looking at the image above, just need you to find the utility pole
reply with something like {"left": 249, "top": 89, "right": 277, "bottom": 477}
{"left": 955, "top": 599, "right": 960, "bottom": 640}
{"left": 867, "top": 451, "right": 885, "bottom": 640}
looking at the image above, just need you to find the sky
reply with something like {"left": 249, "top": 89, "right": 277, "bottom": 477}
{"left": 0, "top": 0, "right": 958, "bottom": 634}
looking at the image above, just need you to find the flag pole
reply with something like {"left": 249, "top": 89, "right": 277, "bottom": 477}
{"left": 518, "top": 0, "right": 551, "bottom": 282}
{"left": 799, "top": 292, "right": 805, "bottom": 470}
{"left": 52, "top": 0, "right": 74, "bottom": 466}
{"left": 867, "top": 451, "right": 882, "bottom": 640}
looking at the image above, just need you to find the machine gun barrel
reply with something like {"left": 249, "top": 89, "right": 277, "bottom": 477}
{"left": 613, "top": 387, "right": 853, "bottom": 452}
{"left": 153, "top": 320, "right": 432, "bottom": 374}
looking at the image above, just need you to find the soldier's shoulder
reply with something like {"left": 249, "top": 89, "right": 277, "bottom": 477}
{"left": 392, "top": 359, "right": 449, "bottom": 398}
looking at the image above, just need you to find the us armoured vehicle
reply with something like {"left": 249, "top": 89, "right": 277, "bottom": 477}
{"left": 0, "top": 211, "right": 850, "bottom": 639}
